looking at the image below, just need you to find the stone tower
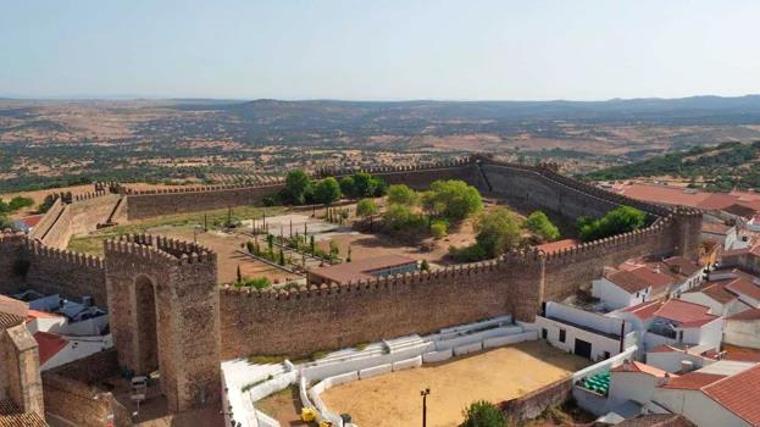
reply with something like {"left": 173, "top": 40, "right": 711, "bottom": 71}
{"left": 104, "top": 234, "right": 221, "bottom": 413}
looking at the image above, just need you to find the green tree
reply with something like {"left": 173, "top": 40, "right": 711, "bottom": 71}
{"left": 384, "top": 203, "right": 425, "bottom": 232}
{"left": 339, "top": 176, "right": 356, "bottom": 198}
{"left": 423, "top": 180, "right": 483, "bottom": 222}
{"left": 460, "top": 401, "right": 507, "bottom": 427}
{"left": 314, "top": 177, "right": 342, "bottom": 206}
{"left": 8, "top": 196, "right": 33, "bottom": 212}
{"left": 475, "top": 207, "right": 523, "bottom": 258}
{"left": 387, "top": 184, "right": 418, "bottom": 206}
{"left": 578, "top": 205, "right": 647, "bottom": 242}
{"left": 524, "top": 211, "right": 560, "bottom": 242}
{"left": 352, "top": 172, "right": 377, "bottom": 197}
{"left": 356, "top": 198, "right": 378, "bottom": 218}
{"left": 284, "top": 169, "right": 312, "bottom": 205}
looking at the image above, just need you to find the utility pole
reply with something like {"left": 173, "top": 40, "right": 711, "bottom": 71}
{"left": 420, "top": 388, "right": 430, "bottom": 427}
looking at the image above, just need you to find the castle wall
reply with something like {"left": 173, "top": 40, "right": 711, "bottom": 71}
{"left": 23, "top": 242, "right": 107, "bottom": 307}
{"left": 218, "top": 256, "right": 544, "bottom": 358}
{"left": 124, "top": 183, "right": 285, "bottom": 220}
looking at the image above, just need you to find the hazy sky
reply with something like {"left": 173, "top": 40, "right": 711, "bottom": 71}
{"left": 2, "top": 0, "right": 759, "bottom": 100}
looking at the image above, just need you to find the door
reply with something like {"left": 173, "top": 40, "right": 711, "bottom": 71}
{"left": 574, "top": 338, "right": 592, "bottom": 359}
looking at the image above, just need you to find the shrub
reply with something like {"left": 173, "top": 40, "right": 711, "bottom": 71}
{"left": 475, "top": 207, "right": 523, "bottom": 258}
{"left": 356, "top": 198, "right": 378, "bottom": 217}
{"left": 430, "top": 219, "right": 448, "bottom": 239}
{"left": 460, "top": 400, "right": 507, "bottom": 427}
{"left": 524, "top": 211, "right": 560, "bottom": 242}
{"left": 387, "top": 184, "right": 418, "bottom": 206}
{"left": 577, "top": 205, "right": 647, "bottom": 242}
{"left": 235, "top": 276, "right": 271, "bottom": 290}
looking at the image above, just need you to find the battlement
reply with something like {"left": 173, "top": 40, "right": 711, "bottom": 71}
{"left": 317, "top": 156, "right": 475, "bottom": 178}
{"left": 24, "top": 238, "right": 105, "bottom": 269}
{"left": 121, "top": 180, "right": 285, "bottom": 196}
{"left": 104, "top": 234, "right": 216, "bottom": 266}
{"left": 0, "top": 230, "right": 27, "bottom": 244}
{"left": 72, "top": 190, "right": 108, "bottom": 202}
{"left": 219, "top": 251, "right": 545, "bottom": 300}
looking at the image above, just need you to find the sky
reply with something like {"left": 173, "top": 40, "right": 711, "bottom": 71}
{"left": 1, "top": 0, "right": 759, "bottom": 101}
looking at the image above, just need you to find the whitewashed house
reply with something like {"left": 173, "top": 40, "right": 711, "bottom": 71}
{"left": 612, "top": 299, "right": 723, "bottom": 354}
{"left": 679, "top": 281, "right": 750, "bottom": 317}
{"left": 592, "top": 266, "right": 673, "bottom": 311}
{"left": 723, "top": 308, "right": 760, "bottom": 349}
{"left": 534, "top": 302, "right": 637, "bottom": 360}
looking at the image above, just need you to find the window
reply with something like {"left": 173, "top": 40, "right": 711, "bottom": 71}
{"left": 678, "top": 330, "right": 684, "bottom": 342}
{"left": 541, "top": 328, "right": 548, "bottom": 340}
{"left": 559, "top": 329, "right": 566, "bottom": 343}
{"left": 603, "top": 351, "right": 611, "bottom": 360}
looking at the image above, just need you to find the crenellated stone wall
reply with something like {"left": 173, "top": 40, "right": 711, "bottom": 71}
{"left": 0, "top": 156, "right": 704, "bottom": 371}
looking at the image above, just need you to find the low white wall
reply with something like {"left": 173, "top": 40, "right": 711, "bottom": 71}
{"left": 422, "top": 348, "right": 453, "bottom": 363}
{"left": 393, "top": 356, "right": 422, "bottom": 371}
{"left": 453, "top": 342, "right": 482, "bottom": 356}
{"left": 573, "top": 345, "right": 637, "bottom": 381}
{"left": 484, "top": 331, "right": 537, "bottom": 348}
{"left": 249, "top": 370, "right": 297, "bottom": 402}
{"left": 359, "top": 363, "right": 392, "bottom": 379}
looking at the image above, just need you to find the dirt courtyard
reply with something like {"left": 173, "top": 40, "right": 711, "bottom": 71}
{"left": 321, "top": 341, "right": 589, "bottom": 427}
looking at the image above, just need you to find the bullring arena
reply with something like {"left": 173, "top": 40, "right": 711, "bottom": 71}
{"left": 0, "top": 155, "right": 702, "bottom": 426}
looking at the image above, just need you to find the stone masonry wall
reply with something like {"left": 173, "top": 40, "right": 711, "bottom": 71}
{"left": 125, "top": 183, "right": 285, "bottom": 220}
{"left": 219, "top": 254, "right": 544, "bottom": 358}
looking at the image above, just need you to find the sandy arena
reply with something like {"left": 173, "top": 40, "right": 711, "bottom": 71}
{"left": 321, "top": 341, "right": 590, "bottom": 427}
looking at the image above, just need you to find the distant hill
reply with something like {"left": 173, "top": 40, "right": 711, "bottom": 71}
{"left": 585, "top": 141, "right": 760, "bottom": 192}
{"left": 209, "top": 95, "right": 760, "bottom": 129}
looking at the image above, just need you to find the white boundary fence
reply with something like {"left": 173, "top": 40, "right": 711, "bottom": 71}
{"left": 222, "top": 315, "right": 542, "bottom": 427}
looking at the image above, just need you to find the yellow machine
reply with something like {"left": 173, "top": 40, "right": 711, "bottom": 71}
{"left": 300, "top": 407, "right": 317, "bottom": 422}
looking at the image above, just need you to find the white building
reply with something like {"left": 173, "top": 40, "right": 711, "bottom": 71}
{"left": 701, "top": 221, "right": 738, "bottom": 250}
{"left": 679, "top": 282, "right": 750, "bottom": 317}
{"left": 534, "top": 302, "right": 637, "bottom": 361}
{"left": 612, "top": 299, "right": 723, "bottom": 355}
{"left": 723, "top": 308, "right": 760, "bottom": 349}
{"left": 592, "top": 266, "right": 673, "bottom": 311}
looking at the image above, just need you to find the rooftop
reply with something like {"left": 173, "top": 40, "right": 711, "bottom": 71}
{"left": 0, "top": 399, "right": 45, "bottom": 427}
{"left": 308, "top": 254, "right": 418, "bottom": 284}
{"left": 0, "top": 296, "right": 27, "bottom": 330}
{"left": 659, "top": 372, "right": 726, "bottom": 390}
{"left": 33, "top": 331, "right": 68, "bottom": 365}
{"left": 612, "top": 361, "right": 669, "bottom": 378}
{"left": 703, "top": 364, "right": 760, "bottom": 425}
{"left": 607, "top": 266, "right": 674, "bottom": 294}
{"left": 624, "top": 299, "right": 719, "bottom": 327}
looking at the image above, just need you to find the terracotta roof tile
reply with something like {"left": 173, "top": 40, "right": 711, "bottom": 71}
{"left": 703, "top": 364, "right": 760, "bottom": 425}
{"left": 308, "top": 255, "right": 417, "bottom": 284}
{"left": 612, "top": 361, "right": 670, "bottom": 378}
{"left": 624, "top": 300, "right": 663, "bottom": 320}
{"left": 536, "top": 238, "right": 579, "bottom": 254}
{"left": 33, "top": 331, "right": 67, "bottom": 365}
{"left": 727, "top": 307, "right": 760, "bottom": 321}
{"left": 659, "top": 372, "right": 726, "bottom": 390}
{"left": 725, "top": 277, "right": 760, "bottom": 302}
{"left": 653, "top": 299, "right": 719, "bottom": 327}
{"left": 693, "top": 282, "right": 737, "bottom": 305}
{"left": 0, "top": 399, "right": 46, "bottom": 427}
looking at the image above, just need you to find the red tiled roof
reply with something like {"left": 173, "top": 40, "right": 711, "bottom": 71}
{"left": 0, "top": 296, "right": 27, "bottom": 329}
{"left": 703, "top": 364, "right": 760, "bottom": 425}
{"left": 654, "top": 299, "right": 719, "bottom": 327}
{"left": 18, "top": 214, "right": 44, "bottom": 228}
{"left": 624, "top": 300, "right": 663, "bottom": 320}
{"left": 648, "top": 344, "right": 681, "bottom": 353}
{"left": 694, "top": 282, "right": 738, "bottom": 305}
{"left": 33, "top": 331, "right": 67, "bottom": 365}
{"left": 727, "top": 308, "right": 760, "bottom": 321}
{"left": 308, "top": 255, "right": 417, "bottom": 283}
{"left": 608, "top": 266, "right": 674, "bottom": 294}
{"left": 608, "top": 270, "right": 651, "bottom": 293}
{"left": 659, "top": 372, "right": 726, "bottom": 390}
{"left": 701, "top": 222, "right": 732, "bottom": 235}
{"left": 26, "top": 309, "right": 63, "bottom": 321}
{"left": 615, "top": 183, "right": 760, "bottom": 215}
{"left": 725, "top": 277, "right": 760, "bottom": 302}
{"left": 612, "top": 361, "right": 670, "bottom": 378}
{"left": 662, "top": 256, "right": 702, "bottom": 277}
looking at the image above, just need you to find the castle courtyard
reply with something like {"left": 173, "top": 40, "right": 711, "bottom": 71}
{"left": 320, "top": 341, "right": 590, "bottom": 427}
